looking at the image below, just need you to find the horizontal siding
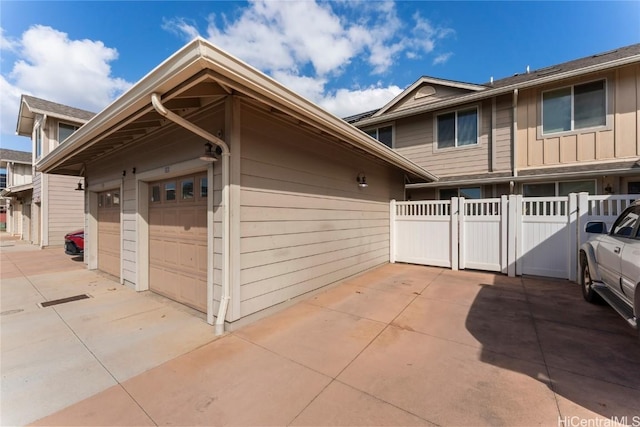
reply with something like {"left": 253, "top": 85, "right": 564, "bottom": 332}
{"left": 393, "top": 100, "right": 491, "bottom": 177}
{"left": 495, "top": 94, "right": 513, "bottom": 172}
{"left": 47, "top": 175, "right": 84, "bottom": 246}
{"left": 239, "top": 103, "right": 403, "bottom": 317}
{"left": 33, "top": 172, "right": 41, "bottom": 201}
{"left": 122, "top": 176, "right": 135, "bottom": 283}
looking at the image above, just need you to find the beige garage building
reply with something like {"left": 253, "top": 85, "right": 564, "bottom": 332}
{"left": 37, "top": 38, "right": 435, "bottom": 332}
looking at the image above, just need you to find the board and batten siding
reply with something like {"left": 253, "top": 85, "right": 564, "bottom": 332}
{"left": 46, "top": 174, "right": 84, "bottom": 246}
{"left": 516, "top": 64, "right": 640, "bottom": 168}
{"left": 394, "top": 100, "right": 492, "bottom": 177}
{"left": 238, "top": 103, "right": 404, "bottom": 317}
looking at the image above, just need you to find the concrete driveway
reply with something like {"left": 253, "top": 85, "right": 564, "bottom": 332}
{"left": 2, "top": 235, "right": 639, "bottom": 426}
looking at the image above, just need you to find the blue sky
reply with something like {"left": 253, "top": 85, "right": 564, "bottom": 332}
{"left": 1, "top": 1, "right": 638, "bottom": 152}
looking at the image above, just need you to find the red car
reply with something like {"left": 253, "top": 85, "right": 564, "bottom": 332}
{"left": 64, "top": 230, "right": 84, "bottom": 255}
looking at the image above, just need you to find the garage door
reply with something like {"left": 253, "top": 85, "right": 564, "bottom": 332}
{"left": 98, "top": 190, "right": 121, "bottom": 277}
{"left": 149, "top": 173, "right": 208, "bottom": 312}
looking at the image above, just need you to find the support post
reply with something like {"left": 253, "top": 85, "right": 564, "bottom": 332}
{"left": 389, "top": 199, "right": 396, "bottom": 264}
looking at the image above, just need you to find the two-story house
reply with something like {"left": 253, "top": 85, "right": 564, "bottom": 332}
{"left": 16, "top": 95, "right": 95, "bottom": 247}
{"left": 348, "top": 43, "right": 640, "bottom": 200}
{"left": 0, "top": 149, "right": 33, "bottom": 237}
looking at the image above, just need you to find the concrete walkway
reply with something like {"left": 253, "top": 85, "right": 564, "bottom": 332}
{"left": 2, "top": 234, "right": 639, "bottom": 426}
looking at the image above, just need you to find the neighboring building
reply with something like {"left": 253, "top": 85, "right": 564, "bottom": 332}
{"left": 0, "top": 149, "right": 33, "bottom": 236}
{"left": 16, "top": 95, "right": 95, "bottom": 247}
{"left": 347, "top": 44, "right": 640, "bottom": 200}
{"left": 37, "top": 38, "right": 435, "bottom": 332}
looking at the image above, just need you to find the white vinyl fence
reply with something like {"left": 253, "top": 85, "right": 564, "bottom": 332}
{"left": 390, "top": 193, "right": 636, "bottom": 280}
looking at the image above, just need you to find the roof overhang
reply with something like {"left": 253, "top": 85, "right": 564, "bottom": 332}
{"left": 358, "top": 54, "right": 640, "bottom": 127}
{"left": 0, "top": 183, "right": 33, "bottom": 197}
{"left": 16, "top": 99, "right": 91, "bottom": 137}
{"left": 406, "top": 160, "right": 640, "bottom": 189}
{"left": 37, "top": 38, "right": 437, "bottom": 183}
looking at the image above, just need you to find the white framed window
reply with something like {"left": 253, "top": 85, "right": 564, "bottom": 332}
{"left": 542, "top": 80, "right": 606, "bottom": 135}
{"left": 436, "top": 107, "right": 479, "bottom": 149}
{"left": 58, "top": 123, "right": 79, "bottom": 144}
{"left": 439, "top": 187, "right": 482, "bottom": 200}
{"left": 35, "top": 125, "right": 42, "bottom": 159}
{"left": 523, "top": 180, "right": 596, "bottom": 197}
{"left": 365, "top": 125, "right": 393, "bottom": 148}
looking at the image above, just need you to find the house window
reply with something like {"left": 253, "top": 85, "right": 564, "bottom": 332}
{"left": 35, "top": 126, "right": 42, "bottom": 159}
{"left": 627, "top": 181, "right": 640, "bottom": 194}
{"left": 58, "top": 123, "right": 79, "bottom": 144}
{"left": 0, "top": 168, "right": 6, "bottom": 189}
{"left": 365, "top": 125, "right": 393, "bottom": 148}
{"left": 439, "top": 187, "right": 481, "bottom": 200}
{"left": 436, "top": 108, "right": 478, "bottom": 149}
{"left": 542, "top": 80, "right": 606, "bottom": 134}
{"left": 523, "top": 180, "right": 596, "bottom": 197}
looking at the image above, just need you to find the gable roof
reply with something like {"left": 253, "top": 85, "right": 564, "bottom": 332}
{"left": 36, "top": 38, "right": 437, "bottom": 183}
{"left": 373, "top": 76, "right": 487, "bottom": 117}
{"left": 353, "top": 43, "right": 640, "bottom": 127}
{"left": 0, "top": 148, "right": 32, "bottom": 164}
{"left": 16, "top": 95, "right": 96, "bottom": 137}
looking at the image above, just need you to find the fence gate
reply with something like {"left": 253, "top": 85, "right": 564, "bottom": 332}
{"left": 390, "top": 194, "right": 636, "bottom": 280}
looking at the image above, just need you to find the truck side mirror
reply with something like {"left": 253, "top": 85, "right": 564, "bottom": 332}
{"left": 585, "top": 221, "right": 607, "bottom": 234}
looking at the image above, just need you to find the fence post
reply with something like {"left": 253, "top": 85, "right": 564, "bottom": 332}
{"left": 451, "top": 197, "right": 459, "bottom": 271}
{"left": 458, "top": 197, "right": 465, "bottom": 270}
{"left": 507, "top": 195, "right": 517, "bottom": 277}
{"left": 389, "top": 199, "right": 396, "bottom": 264}
{"left": 576, "top": 192, "right": 589, "bottom": 267}
{"left": 515, "top": 194, "right": 523, "bottom": 276}
{"left": 568, "top": 193, "right": 578, "bottom": 282}
{"left": 500, "top": 195, "right": 508, "bottom": 275}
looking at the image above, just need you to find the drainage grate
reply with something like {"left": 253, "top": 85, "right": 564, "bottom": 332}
{"left": 39, "top": 294, "right": 91, "bottom": 308}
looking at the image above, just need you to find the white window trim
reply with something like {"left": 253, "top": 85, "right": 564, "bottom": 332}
{"left": 539, "top": 78, "right": 609, "bottom": 138}
{"left": 433, "top": 104, "right": 481, "bottom": 152}
{"left": 34, "top": 122, "right": 43, "bottom": 160}
{"left": 521, "top": 179, "right": 598, "bottom": 196}
{"left": 58, "top": 122, "right": 79, "bottom": 145}
{"left": 363, "top": 123, "right": 395, "bottom": 149}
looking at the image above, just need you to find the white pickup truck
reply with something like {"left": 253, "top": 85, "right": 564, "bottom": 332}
{"left": 580, "top": 201, "right": 640, "bottom": 334}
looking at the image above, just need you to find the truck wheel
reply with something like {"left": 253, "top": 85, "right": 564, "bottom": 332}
{"left": 581, "top": 255, "right": 602, "bottom": 304}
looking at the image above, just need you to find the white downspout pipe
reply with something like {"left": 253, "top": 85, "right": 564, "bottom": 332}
{"left": 151, "top": 93, "right": 231, "bottom": 336}
{"left": 512, "top": 89, "right": 518, "bottom": 179}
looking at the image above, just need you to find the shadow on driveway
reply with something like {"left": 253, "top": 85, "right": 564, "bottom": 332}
{"left": 466, "top": 276, "right": 640, "bottom": 421}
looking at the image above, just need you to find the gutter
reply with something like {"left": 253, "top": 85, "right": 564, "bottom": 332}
{"left": 405, "top": 165, "right": 640, "bottom": 189}
{"left": 151, "top": 93, "right": 231, "bottom": 336}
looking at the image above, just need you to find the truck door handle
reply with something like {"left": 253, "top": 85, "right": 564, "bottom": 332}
{"left": 614, "top": 247, "right": 621, "bottom": 254}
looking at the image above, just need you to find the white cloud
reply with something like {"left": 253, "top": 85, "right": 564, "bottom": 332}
{"left": 319, "top": 85, "right": 403, "bottom": 119}
{"left": 0, "top": 27, "right": 18, "bottom": 52}
{"left": 163, "top": 0, "right": 454, "bottom": 118}
{"left": 0, "top": 25, "right": 131, "bottom": 141}
{"left": 433, "top": 52, "right": 453, "bottom": 65}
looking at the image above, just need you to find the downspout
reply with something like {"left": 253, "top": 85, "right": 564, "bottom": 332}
{"left": 512, "top": 89, "right": 518, "bottom": 179}
{"left": 151, "top": 93, "right": 231, "bottom": 336}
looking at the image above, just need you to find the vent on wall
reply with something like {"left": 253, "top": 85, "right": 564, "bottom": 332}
{"left": 415, "top": 86, "right": 436, "bottom": 99}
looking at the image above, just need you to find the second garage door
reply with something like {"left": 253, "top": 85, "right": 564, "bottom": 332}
{"left": 149, "top": 173, "right": 208, "bottom": 312}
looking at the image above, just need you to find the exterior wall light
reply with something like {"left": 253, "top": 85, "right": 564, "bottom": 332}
{"left": 75, "top": 181, "right": 84, "bottom": 191}
{"left": 357, "top": 173, "right": 368, "bottom": 188}
{"left": 199, "top": 142, "right": 218, "bottom": 162}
